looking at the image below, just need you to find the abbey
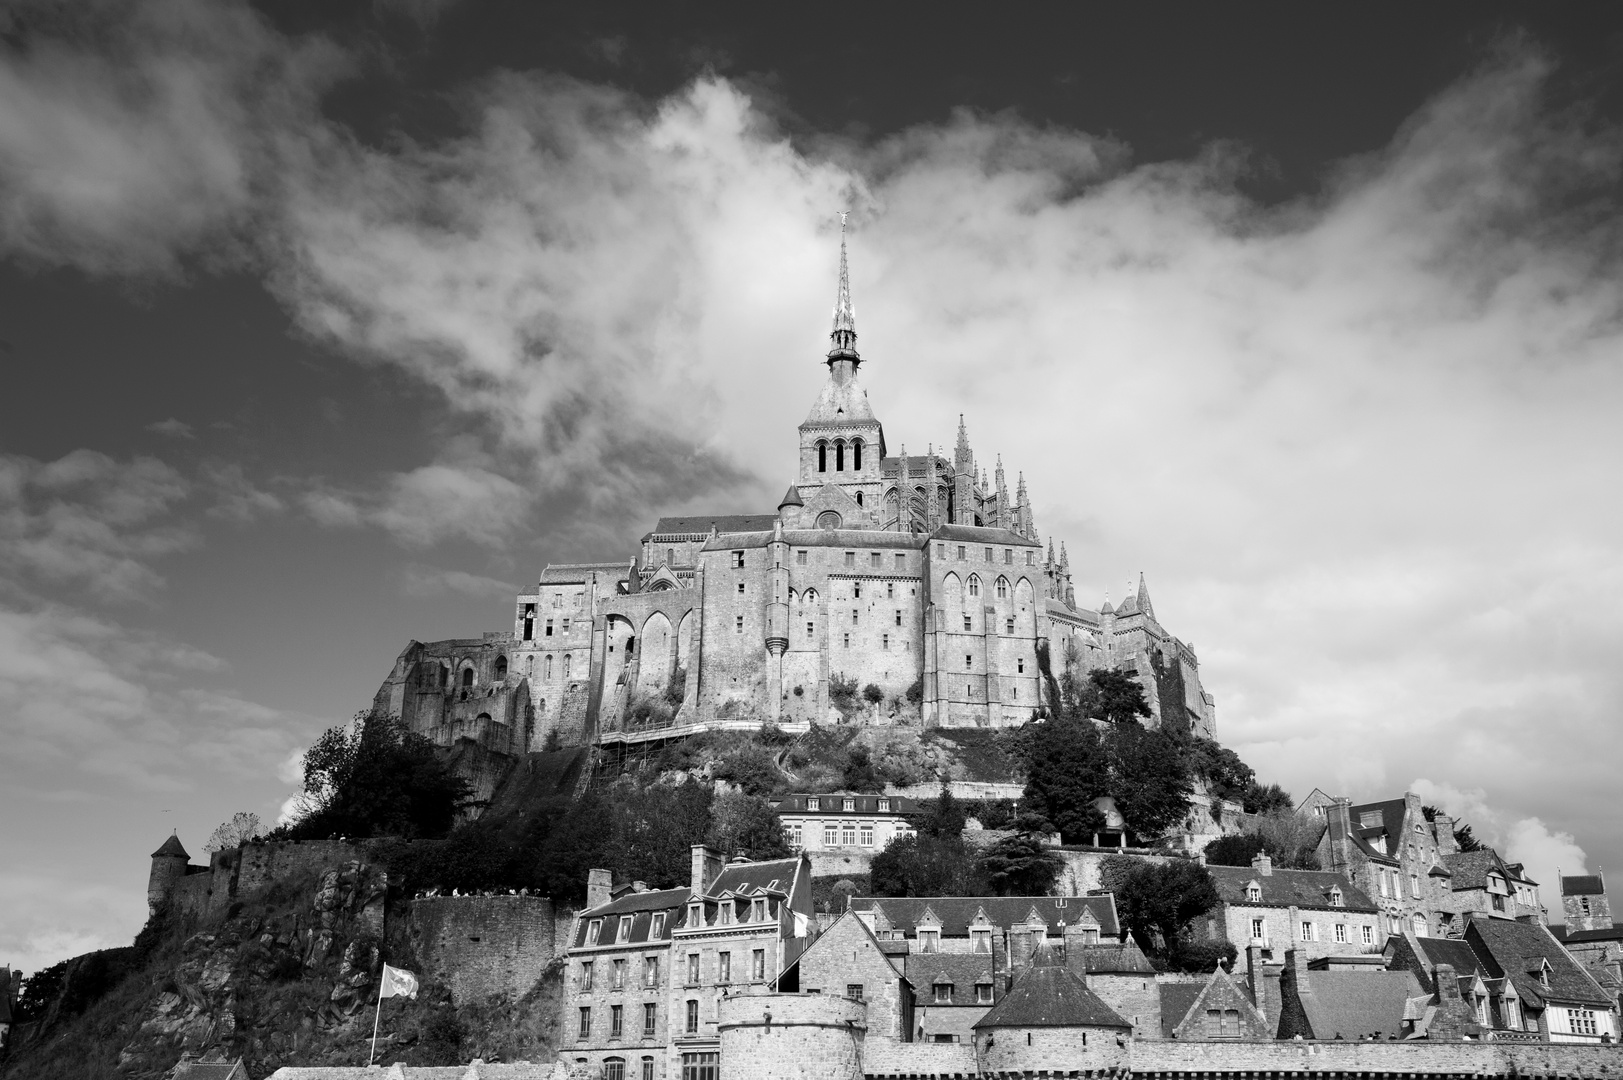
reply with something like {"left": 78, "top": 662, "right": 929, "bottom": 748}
{"left": 370, "top": 230, "right": 1217, "bottom": 754}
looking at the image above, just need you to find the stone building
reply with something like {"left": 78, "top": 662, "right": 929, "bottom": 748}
{"left": 561, "top": 848, "right": 814, "bottom": 1080}
{"left": 849, "top": 894, "right": 1126, "bottom": 967}
{"left": 1555, "top": 874, "right": 1623, "bottom": 1014}
{"left": 1439, "top": 848, "right": 1542, "bottom": 927}
{"left": 1159, "top": 965, "right": 1273, "bottom": 1040}
{"left": 771, "top": 793, "right": 916, "bottom": 876}
{"left": 1200, "top": 854, "right": 1383, "bottom": 975}
{"left": 368, "top": 227, "right": 1218, "bottom": 763}
{"left": 1318, "top": 793, "right": 1467, "bottom": 939}
{"left": 970, "top": 943, "right": 1132, "bottom": 1073}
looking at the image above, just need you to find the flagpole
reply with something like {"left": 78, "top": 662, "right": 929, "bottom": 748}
{"left": 370, "top": 966, "right": 385, "bottom": 1066}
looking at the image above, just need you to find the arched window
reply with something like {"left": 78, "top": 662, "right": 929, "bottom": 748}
{"left": 855, "top": 491, "right": 863, "bottom": 506}
{"left": 461, "top": 666, "right": 475, "bottom": 688}
{"left": 495, "top": 655, "right": 508, "bottom": 679}
{"left": 818, "top": 441, "right": 827, "bottom": 472}
{"left": 563, "top": 654, "right": 573, "bottom": 680}
{"left": 545, "top": 655, "right": 554, "bottom": 679}
{"left": 835, "top": 440, "right": 845, "bottom": 471}
{"left": 604, "top": 1058, "right": 626, "bottom": 1080}
{"left": 525, "top": 656, "right": 534, "bottom": 675}
{"left": 852, "top": 439, "right": 863, "bottom": 470}
{"left": 816, "top": 511, "right": 842, "bottom": 530}
{"left": 803, "top": 588, "right": 818, "bottom": 605}
{"left": 996, "top": 577, "right": 1009, "bottom": 599}
{"left": 968, "top": 575, "right": 981, "bottom": 598}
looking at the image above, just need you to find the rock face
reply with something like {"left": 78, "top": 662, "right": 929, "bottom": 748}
{"left": 117, "top": 860, "right": 391, "bottom": 1075}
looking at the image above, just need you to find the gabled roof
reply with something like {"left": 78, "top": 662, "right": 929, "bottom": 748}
{"left": 851, "top": 895, "right": 1120, "bottom": 938}
{"left": 538, "top": 562, "right": 627, "bottom": 585}
{"left": 973, "top": 947, "right": 1130, "bottom": 1030}
{"left": 929, "top": 523, "right": 1041, "bottom": 548}
{"left": 708, "top": 855, "right": 805, "bottom": 900}
{"left": 573, "top": 887, "right": 688, "bottom": 947}
{"left": 905, "top": 952, "right": 996, "bottom": 997}
{"left": 1467, "top": 915, "right": 1613, "bottom": 1007}
{"left": 1409, "top": 936, "right": 1486, "bottom": 981}
{"left": 1563, "top": 874, "right": 1606, "bottom": 896}
{"left": 1297, "top": 970, "right": 1423, "bottom": 1041}
{"left": 646, "top": 515, "right": 779, "bottom": 539}
{"left": 1069, "top": 941, "right": 1157, "bottom": 975}
{"left": 152, "top": 833, "right": 190, "bottom": 860}
{"left": 1206, "top": 866, "right": 1377, "bottom": 912}
{"left": 1444, "top": 849, "right": 1519, "bottom": 891}
{"left": 1158, "top": 983, "right": 1205, "bottom": 1038}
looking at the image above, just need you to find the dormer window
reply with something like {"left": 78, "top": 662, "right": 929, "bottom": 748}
{"left": 719, "top": 900, "right": 734, "bottom": 925}
{"left": 587, "top": 919, "right": 603, "bottom": 945}
{"left": 651, "top": 913, "right": 666, "bottom": 937}
{"left": 1246, "top": 883, "right": 1262, "bottom": 903}
{"left": 918, "top": 929, "right": 940, "bottom": 953}
{"left": 807, "top": 797, "right": 820, "bottom": 811}
{"left": 843, "top": 798, "right": 856, "bottom": 812}
{"left": 1329, "top": 887, "right": 1344, "bottom": 907}
{"left": 753, "top": 898, "right": 767, "bottom": 921}
{"left": 689, "top": 903, "right": 703, "bottom": 926}
{"left": 878, "top": 799, "right": 890, "bottom": 812}
{"left": 618, "top": 915, "right": 634, "bottom": 942}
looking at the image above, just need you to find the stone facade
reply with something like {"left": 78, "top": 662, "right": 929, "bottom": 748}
{"left": 408, "top": 895, "right": 560, "bottom": 1004}
{"left": 367, "top": 231, "right": 1219, "bottom": 764}
{"left": 787, "top": 911, "right": 914, "bottom": 1041}
{"left": 1199, "top": 855, "right": 1384, "bottom": 976}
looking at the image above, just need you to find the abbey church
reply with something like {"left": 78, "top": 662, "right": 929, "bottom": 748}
{"left": 370, "top": 230, "right": 1218, "bottom": 759}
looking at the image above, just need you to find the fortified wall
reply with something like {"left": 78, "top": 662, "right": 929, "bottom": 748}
{"left": 408, "top": 895, "right": 573, "bottom": 1004}
{"left": 151, "top": 838, "right": 375, "bottom": 920}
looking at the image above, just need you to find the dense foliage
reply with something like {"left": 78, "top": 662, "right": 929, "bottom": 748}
{"left": 870, "top": 789, "right": 1060, "bottom": 898}
{"left": 204, "top": 811, "right": 266, "bottom": 852}
{"left": 1105, "top": 856, "right": 1230, "bottom": 972}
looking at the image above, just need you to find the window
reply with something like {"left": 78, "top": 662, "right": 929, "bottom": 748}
{"left": 752, "top": 949, "right": 765, "bottom": 980}
{"left": 641, "top": 1004, "right": 656, "bottom": 1036}
{"left": 1205, "top": 1009, "right": 1241, "bottom": 1039}
{"left": 870, "top": 552, "right": 882, "bottom": 568}
{"left": 842, "top": 633, "right": 850, "bottom": 648}
{"left": 963, "top": 615, "right": 972, "bottom": 631}
{"left": 853, "top": 583, "right": 862, "bottom": 598}
{"left": 618, "top": 917, "right": 634, "bottom": 944}
{"left": 645, "top": 957, "right": 660, "bottom": 986}
{"left": 806, "top": 797, "right": 820, "bottom": 811}
{"left": 1334, "top": 924, "right": 1347, "bottom": 943}
{"left": 996, "top": 578, "right": 1008, "bottom": 598}
{"left": 582, "top": 961, "right": 595, "bottom": 990}
{"left": 845, "top": 551, "right": 856, "bottom": 568}
{"left": 1329, "top": 887, "right": 1343, "bottom": 907}
{"left": 861, "top": 824, "right": 874, "bottom": 846}
{"left": 613, "top": 958, "right": 627, "bottom": 987}
{"left": 842, "top": 823, "right": 856, "bottom": 845}
{"left": 736, "top": 583, "right": 745, "bottom": 595}
{"left": 932, "top": 1034, "right": 958, "bottom": 1044}
{"left": 611, "top": 1004, "right": 623, "bottom": 1038}
{"left": 786, "top": 822, "right": 802, "bottom": 847}
{"left": 878, "top": 798, "right": 891, "bottom": 812}
{"left": 851, "top": 608, "right": 859, "bottom": 623}
{"left": 958, "top": 545, "right": 966, "bottom": 560}
{"left": 564, "top": 654, "right": 572, "bottom": 679}
{"left": 847, "top": 984, "right": 864, "bottom": 1001}
{"left": 852, "top": 440, "right": 863, "bottom": 469}
{"left": 895, "top": 610, "right": 902, "bottom": 626}
{"left": 934, "top": 983, "right": 954, "bottom": 1004}
{"left": 896, "top": 553, "right": 906, "bottom": 569}
{"left": 976, "top": 983, "right": 993, "bottom": 1004}
{"left": 968, "top": 576, "right": 980, "bottom": 597}
{"left": 685, "top": 1001, "right": 699, "bottom": 1035}
{"left": 579, "top": 1007, "right": 592, "bottom": 1039}
{"left": 718, "top": 953, "right": 730, "bottom": 983}
{"left": 807, "top": 621, "right": 815, "bottom": 638}
{"left": 965, "top": 654, "right": 973, "bottom": 670}
{"left": 797, "top": 550, "right": 808, "bottom": 565}
{"left": 1006, "top": 618, "right": 1015, "bottom": 634}
{"left": 642, "top": 1058, "right": 654, "bottom": 1080}
{"left": 719, "top": 901, "right": 732, "bottom": 926}
{"left": 1027, "top": 551, "right": 1035, "bottom": 565}
{"left": 881, "top": 633, "right": 889, "bottom": 649}
{"left": 818, "top": 443, "right": 827, "bottom": 472}
{"left": 842, "top": 797, "right": 856, "bottom": 811}
{"left": 461, "top": 666, "right": 475, "bottom": 688}
{"left": 972, "top": 929, "right": 992, "bottom": 953}
{"left": 735, "top": 616, "right": 744, "bottom": 634}
{"left": 1410, "top": 873, "right": 1421, "bottom": 897}
{"left": 681, "top": 1051, "right": 716, "bottom": 1080}
{"left": 562, "top": 617, "right": 571, "bottom": 634}
{"left": 731, "top": 551, "right": 744, "bottom": 568}
{"left": 824, "top": 824, "right": 837, "bottom": 845}
{"left": 1004, "top": 549, "right": 1013, "bottom": 564}
{"left": 651, "top": 914, "right": 666, "bottom": 938}
{"left": 984, "top": 547, "right": 993, "bottom": 561}
{"left": 1017, "top": 658, "right": 1025, "bottom": 673}
{"left": 1570, "top": 1009, "right": 1599, "bottom": 1036}
{"left": 752, "top": 898, "right": 766, "bottom": 921}
{"left": 1361, "top": 925, "right": 1374, "bottom": 945}
{"left": 587, "top": 920, "right": 603, "bottom": 945}
{"left": 1300, "top": 921, "right": 1314, "bottom": 942}
{"left": 687, "top": 953, "right": 700, "bottom": 985}
{"left": 1251, "top": 918, "right": 1265, "bottom": 940}
{"left": 918, "top": 929, "right": 940, "bottom": 953}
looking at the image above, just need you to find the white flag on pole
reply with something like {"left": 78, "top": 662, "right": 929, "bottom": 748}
{"left": 380, "top": 963, "right": 419, "bottom": 1000}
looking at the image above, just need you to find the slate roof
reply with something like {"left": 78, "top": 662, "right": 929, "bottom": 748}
{"left": 1070, "top": 941, "right": 1157, "bottom": 975}
{"left": 1297, "top": 970, "right": 1423, "bottom": 1041}
{"left": 1468, "top": 916, "right": 1613, "bottom": 1007}
{"left": 852, "top": 895, "right": 1121, "bottom": 938}
{"left": 573, "top": 887, "right": 688, "bottom": 947}
{"left": 1560, "top": 927, "right": 1623, "bottom": 943}
{"left": 773, "top": 793, "right": 918, "bottom": 816}
{"left": 906, "top": 953, "right": 996, "bottom": 998}
{"left": 1563, "top": 875, "right": 1606, "bottom": 897}
{"left": 709, "top": 855, "right": 804, "bottom": 899}
{"left": 1410, "top": 936, "right": 1486, "bottom": 979}
{"left": 1158, "top": 983, "right": 1205, "bottom": 1039}
{"left": 1340, "top": 798, "right": 1408, "bottom": 863}
{"left": 152, "top": 833, "right": 190, "bottom": 859}
{"left": 930, "top": 523, "right": 1042, "bottom": 548}
{"left": 1444, "top": 849, "right": 1526, "bottom": 891}
{"left": 973, "top": 948, "right": 1131, "bottom": 1030}
{"left": 1207, "top": 866, "right": 1377, "bottom": 912}
{"left": 646, "top": 515, "right": 779, "bottom": 539}
{"left": 701, "top": 529, "right": 926, "bottom": 552}
{"left": 537, "top": 562, "right": 628, "bottom": 585}
{"left": 778, "top": 485, "right": 804, "bottom": 508}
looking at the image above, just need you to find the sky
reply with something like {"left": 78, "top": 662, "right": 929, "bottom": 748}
{"left": 3, "top": 0, "right": 1623, "bottom": 977}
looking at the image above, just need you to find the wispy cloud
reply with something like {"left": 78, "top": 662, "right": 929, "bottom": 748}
{"left": 145, "top": 417, "right": 194, "bottom": 439}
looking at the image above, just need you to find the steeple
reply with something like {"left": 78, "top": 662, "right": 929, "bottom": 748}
{"left": 956, "top": 414, "right": 971, "bottom": 459}
{"left": 1060, "top": 542, "right": 1070, "bottom": 571}
{"left": 828, "top": 213, "right": 858, "bottom": 363}
{"left": 1137, "top": 571, "right": 1155, "bottom": 620}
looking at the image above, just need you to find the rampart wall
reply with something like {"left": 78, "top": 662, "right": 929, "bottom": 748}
{"left": 1127, "top": 1038, "right": 1623, "bottom": 1076}
{"left": 409, "top": 895, "right": 560, "bottom": 1003}
{"left": 717, "top": 993, "right": 865, "bottom": 1080}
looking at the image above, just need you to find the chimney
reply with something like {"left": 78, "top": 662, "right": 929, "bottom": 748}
{"left": 691, "top": 844, "right": 723, "bottom": 894}
{"left": 1252, "top": 851, "right": 1273, "bottom": 877}
{"left": 1289, "top": 947, "right": 1311, "bottom": 994}
{"left": 632, "top": 880, "right": 649, "bottom": 893}
{"left": 1433, "top": 814, "right": 1458, "bottom": 857}
{"left": 1427, "top": 962, "right": 1477, "bottom": 1039}
{"left": 1247, "top": 947, "right": 1284, "bottom": 1033}
{"left": 587, "top": 868, "right": 613, "bottom": 910}
{"left": 1324, "top": 798, "right": 1353, "bottom": 873}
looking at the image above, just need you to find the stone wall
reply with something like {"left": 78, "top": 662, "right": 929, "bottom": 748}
{"left": 1127, "top": 1038, "right": 1623, "bottom": 1076}
{"left": 716, "top": 992, "right": 865, "bottom": 1080}
{"left": 1052, "top": 848, "right": 1175, "bottom": 895}
{"left": 409, "top": 895, "right": 560, "bottom": 1004}
{"left": 979, "top": 1024, "right": 1126, "bottom": 1073}
{"left": 862, "top": 1038, "right": 976, "bottom": 1077}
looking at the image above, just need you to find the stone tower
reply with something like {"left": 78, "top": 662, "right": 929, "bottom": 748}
{"left": 148, "top": 832, "right": 191, "bottom": 916}
{"left": 795, "top": 220, "right": 887, "bottom": 525}
{"left": 1562, "top": 872, "right": 1613, "bottom": 932}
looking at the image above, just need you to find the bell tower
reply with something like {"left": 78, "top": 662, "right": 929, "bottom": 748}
{"left": 795, "top": 216, "right": 886, "bottom": 528}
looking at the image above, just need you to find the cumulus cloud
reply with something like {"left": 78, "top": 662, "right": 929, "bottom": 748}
{"left": 1412, "top": 778, "right": 1590, "bottom": 911}
{"left": 398, "top": 563, "right": 519, "bottom": 600}
{"left": 146, "top": 417, "right": 195, "bottom": 439}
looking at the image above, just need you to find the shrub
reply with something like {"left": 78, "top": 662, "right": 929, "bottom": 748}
{"left": 828, "top": 674, "right": 859, "bottom": 710}
{"left": 862, "top": 683, "right": 884, "bottom": 704}
{"left": 904, "top": 676, "right": 924, "bottom": 704}
{"left": 664, "top": 665, "right": 688, "bottom": 707}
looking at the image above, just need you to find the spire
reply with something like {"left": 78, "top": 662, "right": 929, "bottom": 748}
{"left": 1137, "top": 571, "right": 1154, "bottom": 620}
{"left": 1101, "top": 589, "right": 1114, "bottom": 615}
{"left": 828, "top": 213, "right": 858, "bottom": 362}
{"left": 1046, "top": 538, "right": 1055, "bottom": 566}
{"left": 1060, "top": 542, "right": 1070, "bottom": 570}
{"left": 956, "top": 414, "right": 971, "bottom": 458}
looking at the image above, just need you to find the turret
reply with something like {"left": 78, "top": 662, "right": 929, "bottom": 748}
{"left": 148, "top": 832, "right": 191, "bottom": 916}
{"left": 765, "top": 518, "right": 791, "bottom": 719}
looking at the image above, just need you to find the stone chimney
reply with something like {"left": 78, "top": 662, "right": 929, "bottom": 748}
{"left": 1433, "top": 814, "right": 1458, "bottom": 857}
{"left": 1288, "top": 946, "right": 1311, "bottom": 993}
{"left": 1323, "top": 798, "right": 1354, "bottom": 874}
{"left": 1427, "top": 962, "right": 1478, "bottom": 1039}
{"left": 691, "top": 844, "right": 724, "bottom": 894}
{"left": 586, "top": 868, "right": 613, "bottom": 910}
{"left": 1252, "top": 851, "right": 1273, "bottom": 877}
{"left": 632, "top": 880, "right": 649, "bottom": 893}
{"left": 1246, "top": 946, "right": 1284, "bottom": 1032}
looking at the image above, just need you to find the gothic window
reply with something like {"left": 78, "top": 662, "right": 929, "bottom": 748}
{"left": 817, "top": 442, "right": 827, "bottom": 472}
{"left": 563, "top": 654, "right": 572, "bottom": 679}
{"left": 996, "top": 577, "right": 1009, "bottom": 599}
{"left": 968, "top": 575, "right": 980, "bottom": 597}
{"left": 852, "top": 439, "right": 863, "bottom": 469}
{"left": 495, "top": 655, "right": 508, "bottom": 679}
{"left": 803, "top": 588, "right": 818, "bottom": 604}
{"left": 835, "top": 440, "right": 845, "bottom": 471}
{"left": 545, "top": 655, "right": 554, "bottom": 679}
{"left": 462, "top": 667, "right": 475, "bottom": 688}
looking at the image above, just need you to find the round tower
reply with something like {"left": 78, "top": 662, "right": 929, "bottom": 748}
{"left": 148, "top": 832, "right": 190, "bottom": 916}
{"left": 718, "top": 993, "right": 865, "bottom": 1080}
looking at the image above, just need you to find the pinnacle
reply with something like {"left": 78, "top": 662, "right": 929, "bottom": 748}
{"left": 828, "top": 219, "right": 858, "bottom": 360}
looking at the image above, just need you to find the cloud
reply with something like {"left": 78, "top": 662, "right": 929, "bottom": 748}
{"left": 0, "top": 450, "right": 196, "bottom": 601}
{"left": 300, "top": 450, "right": 534, "bottom": 548}
{"left": 146, "top": 417, "right": 195, "bottom": 439}
{"left": 202, "top": 462, "right": 285, "bottom": 523}
{"left": 398, "top": 563, "right": 519, "bottom": 600}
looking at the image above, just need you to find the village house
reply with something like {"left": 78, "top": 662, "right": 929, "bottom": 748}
{"left": 1319, "top": 793, "right": 1468, "bottom": 939}
{"left": 1555, "top": 874, "right": 1623, "bottom": 1015}
{"left": 771, "top": 793, "right": 917, "bottom": 876}
{"left": 1439, "top": 848, "right": 1542, "bottom": 929}
{"left": 1199, "top": 853, "right": 1382, "bottom": 974}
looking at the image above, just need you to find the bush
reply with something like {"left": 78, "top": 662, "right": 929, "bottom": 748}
{"left": 978, "top": 834, "right": 1063, "bottom": 896}
{"left": 904, "top": 676, "right": 924, "bottom": 704}
{"left": 829, "top": 673, "right": 859, "bottom": 710}
{"left": 713, "top": 744, "right": 783, "bottom": 796}
{"left": 664, "top": 665, "right": 688, "bottom": 706}
{"left": 862, "top": 683, "right": 884, "bottom": 704}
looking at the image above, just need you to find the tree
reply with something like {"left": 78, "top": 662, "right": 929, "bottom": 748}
{"left": 1022, "top": 716, "right": 1108, "bottom": 842}
{"left": 979, "top": 834, "right": 1063, "bottom": 896}
{"left": 841, "top": 745, "right": 886, "bottom": 793}
{"left": 1186, "top": 739, "right": 1255, "bottom": 804}
{"left": 870, "top": 833, "right": 988, "bottom": 897}
{"left": 1085, "top": 668, "right": 1152, "bottom": 725}
{"left": 1241, "top": 782, "right": 1295, "bottom": 816}
{"left": 1253, "top": 810, "right": 1325, "bottom": 869}
{"left": 280, "top": 712, "right": 473, "bottom": 840}
{"left": 1202, "top": 833, "right": 1268, "bottom": 867}
{"left": 203, "top": 811, "right": 265, "bottom": 852}
{"left": 1110, "top": 858, "right": 1220, "bottom": 971}
{"left": 709, "top": 792, "right": 793, "bottom": 862}
{"left": 1423, "top": 805, "right": 1485, "bottom": 852}
{"left": 917, "top": 787, "right": 967, "bottom": 840}
{"left": 1106, "top": 723, "right": 1193, "bottom": 840}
